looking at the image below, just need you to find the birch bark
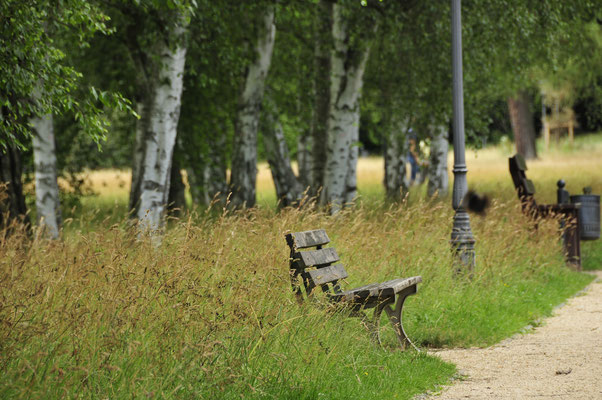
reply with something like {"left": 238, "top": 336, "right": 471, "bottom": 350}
{"left": 296, "top": 132, "right": 312, "bottom": 189}
{"left": 136, "top": 20, "right": 188, "bottom": 233}
{"left": 31, "top": 112, "right": 61, "bottom": 238}
{"left": 308, "top": 0, "right": 332, "bottom": 196}
{"left": 427, "top": 124, "right": 449, "bottom": 198}
{"left": 384, "top": 116, "right": 409, "bottom": 201}
{"left": 321, "top": 3, "right": 372, "bottom": 213}
{"left": 229, "top": 6, "right": 276, "bottom": 209}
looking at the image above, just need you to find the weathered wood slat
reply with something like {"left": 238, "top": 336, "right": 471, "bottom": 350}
{"left": 522, "top": 178, "right": 536, "bottom": 195}
{"left": 307, "top": 264, "right": 348, "bottom": 286}
{"left": 513, "top": 154, "right": 528, "bottom": 171}
{"left": 287, "top": 229, "right": 330, "bottom": 249}
{"left": 336, "top": 276, "right": 422, "bottom": 301}
{"left": 297, "top": 248, "right": 339, "bottom": 267}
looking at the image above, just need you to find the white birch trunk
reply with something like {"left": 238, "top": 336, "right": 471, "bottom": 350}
{"left": 31, "top": 112, "right": 61, "bottom": 239}
{"left": 229, "top": 7, "right": 276, "bottom": 209}
{"left": 309, "top": 0, "right": 332, "bottom": 196}
{"left": 427, "top": 124, "right": 449, "bottom": 198}
{"left": 384, "top": 115, "right": 409, "bottom": 201}
{"left": 297, "top": 132, "right": 313, "bottom": 189}
{"left": 321, "top": 4, "right": 372, "bottom": 213}
{"left": 137, "top": 21, "right": 188, "bottom": 233}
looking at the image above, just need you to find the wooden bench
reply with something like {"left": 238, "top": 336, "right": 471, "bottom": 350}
{"left": 509, "top": 154, "right": 581, "bottom": 269}
{"left": 285, "top": 229, "right": 422, "bottom": 350}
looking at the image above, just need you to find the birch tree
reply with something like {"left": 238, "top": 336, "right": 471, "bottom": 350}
{"left": 31, "top": 112, "right": 61, "bottom": 238}
{"left": 384, "top": 114, "right": 410, "bottom": 201}
{"left": 0, "top": 1, "right": 130, "bottom": 229}
{"left": 133, "top": 13, "right": 189, "bottom": 233}
{"left": 321, "top": 3, "right": 377, "bottom": 213}
{"left": 427, "top": 124, "right": 449, "bottom": 198}
{"left": 229, "top": 5, "right": 276, "bottom": 209}
{"left": 307, "top": 0, "right": 332, "bottom": 196}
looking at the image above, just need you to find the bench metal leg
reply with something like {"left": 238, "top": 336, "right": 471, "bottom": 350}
{"left": 369, "top": 299, "right": 389, "bottom": 346}
{"left": 382, "top": 285, "right": 419, "bottom": 351}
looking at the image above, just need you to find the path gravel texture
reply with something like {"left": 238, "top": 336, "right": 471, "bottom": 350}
{"left": 428, "top": 271, "right": 602, "bottom": 399}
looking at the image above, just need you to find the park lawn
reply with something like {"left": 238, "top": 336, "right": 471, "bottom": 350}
{"left": 1, "top": 134, "right": 600, "bottom": 399}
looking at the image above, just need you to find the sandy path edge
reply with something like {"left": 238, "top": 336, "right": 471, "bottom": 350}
{"left": 423, "top": 271, "right": 602, "bottom": 400}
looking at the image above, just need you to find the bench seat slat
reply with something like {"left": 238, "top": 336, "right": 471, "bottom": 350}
{"left": 287, "top": 230, "right": 330, "bottom": 249}
{"left": 334, "top": 276, "right": 422, "bottom": 301}
{"left": 306, "top": 264, "right": 348, "bottom": 286}
{"left": 297, "top": 248, "right": 339, "bottom": 268}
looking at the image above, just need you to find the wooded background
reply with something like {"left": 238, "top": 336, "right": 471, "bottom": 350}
{"left": 1, "top": 0, "right": 601, "bottom": 236}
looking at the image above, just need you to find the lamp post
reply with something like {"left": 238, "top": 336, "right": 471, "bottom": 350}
{"left": 450, "top": 0, "right": 475, "bottom": 270}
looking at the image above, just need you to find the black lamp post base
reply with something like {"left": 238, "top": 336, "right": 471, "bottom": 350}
{"left": 451, "top": 208, "right": 476, "bottom": 272}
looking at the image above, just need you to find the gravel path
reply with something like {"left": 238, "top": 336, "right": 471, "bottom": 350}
{"left": 428, "top": 271, "right": 602, "bottom": 400}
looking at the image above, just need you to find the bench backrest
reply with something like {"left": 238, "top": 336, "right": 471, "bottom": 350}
{"left": 285, "top": 229, "right": 348, "bottom": 299}
{"left": 509, "top": 154, "right": 538, "bottom": 210}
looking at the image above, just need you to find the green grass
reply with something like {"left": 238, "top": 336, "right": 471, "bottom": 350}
{"left": 2, "top": 133, "right": 601, "bottom": 399}
{"left": 582, "top": 240, "right": 602, "bottom": 271}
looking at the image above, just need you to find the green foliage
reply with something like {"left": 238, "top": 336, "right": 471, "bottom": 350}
{"left": 0, "top": 0, "right": 135, "bottom": 149}
{"left": 360, "top": 0, "right": 601, "bottom": 148}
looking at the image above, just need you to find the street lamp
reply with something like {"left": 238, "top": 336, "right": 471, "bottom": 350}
{"left": 450, "top": 0, "right": 475, "bottom": 270}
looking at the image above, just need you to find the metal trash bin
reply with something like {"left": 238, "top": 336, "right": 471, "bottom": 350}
{"left": 570, "top": 192, "right": 600, "bottom": 241}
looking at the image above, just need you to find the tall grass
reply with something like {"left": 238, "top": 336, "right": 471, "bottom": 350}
{"left": 1, "top": 134, "right": 600, "bottom": 398}
{"left": 0, "top": 196, "right": 592, "bottom": 398}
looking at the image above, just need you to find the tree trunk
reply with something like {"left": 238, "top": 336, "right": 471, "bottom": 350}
{"left": 296, "top": 131, "right": 312, "bottom": 189}
{"left": 261, "top": 104, "right": 304, "bottom": 208}
{"left": 427, "top": 124, "right": 449, "bottom": 198}
{"left": 229, "top": 6, "right": 276, "bottom": 209}
{"left": 0, "top": 145, "right": 29, "bottom": 229}
{"left": 321, "top": 3, "right": 373, "bottom": 213}
{"left": 343, "top": 109, "right": 360, "bottom": 205}
{"left": 206, "top": 132, "right": 228, "bottom": 205}
{"left": 308, "top": 0, "right": 332, "bottom": 196}
{"left": 384, "top": 115, "right": 409, "bottom": 201}
{"left": 136, "top": 20, "right": 188, "bottom": 233}
{"left": 31, "top": 112, "right": 61, "bottom": 238}
{"left": 508, "top": 91, "right": 537, "bottom": 160}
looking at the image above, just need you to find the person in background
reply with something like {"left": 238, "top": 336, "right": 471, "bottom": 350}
{"left": 408, "top": 132, "right": 428, "bottom": 185}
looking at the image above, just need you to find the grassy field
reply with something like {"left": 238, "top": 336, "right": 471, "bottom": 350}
{"left": 1, "top": 134, "right": 601, "bottom": 399}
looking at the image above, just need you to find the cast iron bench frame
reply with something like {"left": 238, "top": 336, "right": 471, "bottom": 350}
{"left": 285, "top": 229, "right": 422, "bottom": 350}
{"left": 509, "top": 154, "right": 581, "bottom": 269}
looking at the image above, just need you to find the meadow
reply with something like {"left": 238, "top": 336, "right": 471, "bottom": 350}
{"left": 1, "top": 134, "right": 601, "bottom": 399}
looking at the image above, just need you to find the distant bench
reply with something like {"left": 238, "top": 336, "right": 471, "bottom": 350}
{"left": 509, "top": 153, "right": 581, "bottom": 268}
{"left": 285, "top": 229, "right": 422, "bottom": 350}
